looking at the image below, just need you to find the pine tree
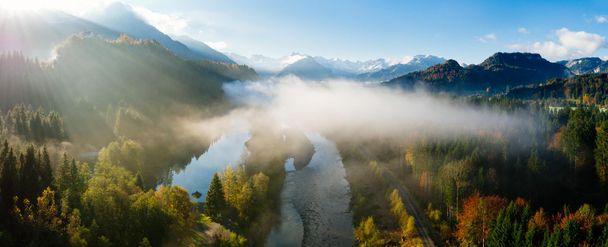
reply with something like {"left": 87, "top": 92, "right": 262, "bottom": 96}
{"left": 56, "top": 154, "right": 86, "bottom": 212}
{"left": 19, "top": 145, "right": 40, "bottom": 200}
{"left": 0, "top": 147, "right": 17, "bottom": 219}
{"left": 56, "top": 154, "right": 71, "bottom": 193}
{"left": 30, "top": 111, "right": 43, "bottom": 141}
{"left": 47, "top": 112, "right": 64, "bottom": 140}
{"left": 599, "top": 223, "right": 608, "bottom": 247}
{"left": 595, "top": 122, "right": 608, "bottom": 183}
{"left": 204, "top": 173, "right": 226, "bottom": 221}
{"left": 67, "top": 159, "right": 85, "bottom": 210}
{"left": 488, "top": 211, "right": 508, "bottom": 246}
{"left": 39, "top": 147, "right": 53, "bottom": 191}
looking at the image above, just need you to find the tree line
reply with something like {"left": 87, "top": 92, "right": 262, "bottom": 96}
{"left": 204, "top": 165, "right": 270, "bottom": 235}
{"left": 340, "top": 97, "right": 608, "bottom": 246}
{"left": 456, "top": 193, "right": 608, "bottom": 246}
{"left": 0, "top": 104, "right": 65, "bottom": 142}
{"left": 0, "top": 139, "right": 202, "bottom": 247}
{"left": 403, "top": 103, "right": 608, "bottom": 245}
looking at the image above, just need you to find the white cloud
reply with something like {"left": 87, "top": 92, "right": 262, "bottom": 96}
{"left": 508, "top": 28, "right": 606, "bottom": 60}
{"left": 603, "top": 56, "right": 608, "bottom": 61}
{"left": 517, "top": 27, "right": 530, "bottom": 34}
{"left": 596, "top": 16, "right": 608, "bottom": 24}
{"left": 206, "top": 41, "right": 228, "bottom": 51}
{"left": 477, "top": 33, "right": 497, "bottom": 43}
{"left": 508, "top": 42, "right": 569, "bottom": 59}
{"left": 556, "top": 28, "right": 605, "bottom": 55}
{"left": 132, "top": 6, "right": 190, "bottom": 36}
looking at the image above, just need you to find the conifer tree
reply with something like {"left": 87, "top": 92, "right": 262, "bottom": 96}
{"left": 204, "top": 173, "right": 226, "bottom": 222}
{"left": 1, "top": 146, "right": 17, "bottom": 220}
{"left": 39, "top": 147, "right": 53, "bottom": 193}
{"left": 20, "top": 145, "right": 40, "bottom": 200}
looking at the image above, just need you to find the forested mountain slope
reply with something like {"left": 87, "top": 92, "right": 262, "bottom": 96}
{"left": 386, "top": 52, "right": 569, "bottom": 93}
{"left": 506, "top": 73, "right": 608, "bottom": 103}
{"left": 0, "top": 34, "right": 256, "bottom": 110}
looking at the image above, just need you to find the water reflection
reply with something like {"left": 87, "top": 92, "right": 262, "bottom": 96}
{"left": 266, "top": 157, "right": 304, "bottom": 247}
{"left": 169, "top": 131, "right": 251, "bottom": 202}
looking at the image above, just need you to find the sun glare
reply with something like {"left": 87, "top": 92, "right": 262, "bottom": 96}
{"left": 0, "top": 0, "right": 44, "bottom": 11}
{"left": 0, "top": 0, "right": 108, "bottom": 14}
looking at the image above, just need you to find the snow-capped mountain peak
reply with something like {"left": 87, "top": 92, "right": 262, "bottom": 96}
{"left": 281, "top": 53, "right": 308, "bottom": 66}
{"left": 228, "top": 52, "right": 444, "bottom": 79}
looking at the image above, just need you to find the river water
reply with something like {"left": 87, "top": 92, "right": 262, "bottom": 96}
{"left": 169, "top": 131, "right": 251, "bottom": 202}
{"left": 267, "top": 133, "right": 354, "bottom": 247}
{"left": 168, "top": 130, "right": 354, "bottom": 246}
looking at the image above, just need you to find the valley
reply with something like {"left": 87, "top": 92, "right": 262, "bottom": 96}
{"left": 1, "top": 1, "right": 608, "bottom": 247}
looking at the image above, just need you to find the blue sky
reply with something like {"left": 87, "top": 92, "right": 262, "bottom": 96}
{"left": 4, "top": 0, "right": 607, "bottom": 63}
{"left": 124, "top": 0, "right": 608, "bottom": 63}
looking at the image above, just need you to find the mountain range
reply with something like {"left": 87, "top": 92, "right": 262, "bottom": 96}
{"left": 385, "top": 52, "right": 570, "bottom": 93}
{"left": 228, "top": 52, "right": 309, "bottom": 76}
{"left": 356, "top": 55, "right": 446, "bottom": 82}
{"left": 0, "top": 3, "right": 234, "bottom": 64}
{"left": 0, "top": 34, "right": 255, "bottom": 110}
{"left": 558, "top": 57, "right": 608, "bottom": 75}
{"left": 312, "top": 56, "right": 391, "bottom": 76}
{"left": 174, "top": 35, "right": 234, "bottom": 64}
{"left": 86, "top": 2, "right": 235, "bottom": 64}
{"left": 2, "top": 2, "right": 607, "bottom": 92}
{"left": 230, "top": 52, "right": 445, "bottom": 80}
{"left": 277, "top": 57, "right": 334, "bottom": 80}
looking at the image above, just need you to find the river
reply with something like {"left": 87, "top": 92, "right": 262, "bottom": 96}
{"left": 168, "top": 130, "right": 354, "bottom": 246}
{"left": 168, "top": 131, "right": 251, "bottom": 201}
{"left": 267, "top": 133, "right": 354, "bottom": 247}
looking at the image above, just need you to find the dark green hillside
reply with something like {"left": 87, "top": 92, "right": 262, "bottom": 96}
{"left": 0, "top": 34, "right": 256, "bottom": 110}
{"left": 386, "top": 52, "right": 568, "bottom": 93}
{"left": 0, "top": 34, "right": 257, "bottom": 186}
{"left": 507, "top": 73, "right": 608, "bottom": 104}
{"left": 52, "top": 34, "right": 256, "bottom": 109}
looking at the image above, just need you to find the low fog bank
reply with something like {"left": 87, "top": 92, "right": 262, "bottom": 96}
{"left": 183, "top": 76, "right": 532, "bottom": 144}
{"left": 224, "top": 77, "right": 525, "bottom": 136}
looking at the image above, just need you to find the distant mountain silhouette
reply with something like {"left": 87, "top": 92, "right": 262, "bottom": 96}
{"left": 87, "top": 2, "right": 234, "bottom": 63}
{"left": 277, "top": 57, "right": 333, "bottom": 80}
{"left": 386, "top": 52, "right": 569, "bottom": 93}
{"left": 312, "top": 56, "right": 390, "bottom": 76}
{"left": 357, "top": 55, "right": 445, "bottom": 82}
{"left": 229, "top": 52, "right": 396, "bottom": 77}
{"left": 557, "top": 57, "right": 608, "bottom": 75}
